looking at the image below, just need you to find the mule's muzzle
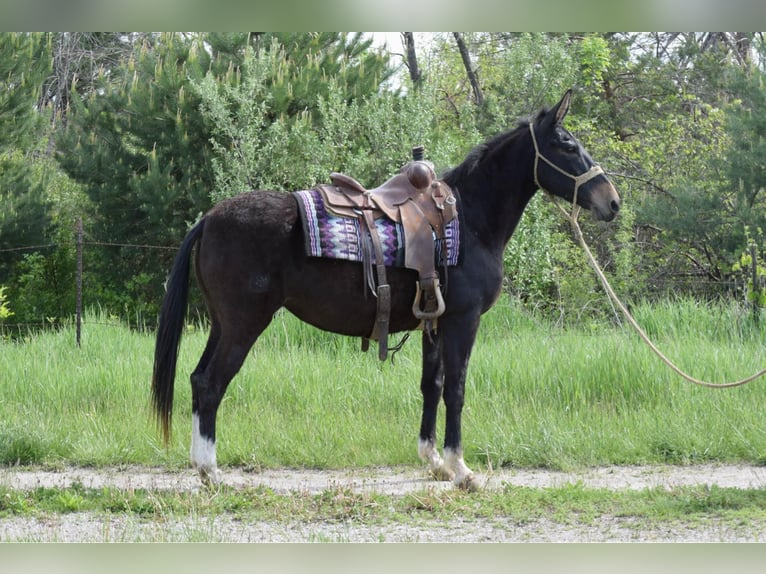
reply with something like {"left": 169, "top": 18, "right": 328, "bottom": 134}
{"left": 586, "top": 180, "right": 621, "bottom": 222}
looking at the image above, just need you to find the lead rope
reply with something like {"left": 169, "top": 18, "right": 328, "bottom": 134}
{"left": 531, "top": 124, "right": 766, "bottom": 389}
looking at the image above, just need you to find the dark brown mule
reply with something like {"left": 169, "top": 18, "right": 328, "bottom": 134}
{"left": 151, "top": 90, "right": 620, "bottom": 489}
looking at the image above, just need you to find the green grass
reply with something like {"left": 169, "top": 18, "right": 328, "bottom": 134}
{"left": 2, "top": 480, "right": 766, "bottom": 542}
{"left": 1, "top": 298, "right": 766, "bottom": 472}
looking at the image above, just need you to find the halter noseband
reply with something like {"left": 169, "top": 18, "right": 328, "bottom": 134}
{"left": 529, "top": 123, "right": 604, "bottom": 209}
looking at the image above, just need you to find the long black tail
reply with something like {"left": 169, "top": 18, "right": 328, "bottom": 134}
{"left": 151, "top": 218, "right": 206, "bottom": 445}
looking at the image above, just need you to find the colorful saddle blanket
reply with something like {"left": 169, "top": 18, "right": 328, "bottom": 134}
{"left": 294, "top": 188, "right": 460, "bottom": 268}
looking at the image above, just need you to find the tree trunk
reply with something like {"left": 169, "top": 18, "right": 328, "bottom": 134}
{"left": 403, "top": 32, "right": 422, "bottom": 86}
{"left": 453, "top": 32, "right": 484, "bottom": 106}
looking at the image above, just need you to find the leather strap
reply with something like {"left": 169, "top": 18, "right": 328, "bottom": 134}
{"left": 362, "top": 209, "right": 391, "bottom": 361}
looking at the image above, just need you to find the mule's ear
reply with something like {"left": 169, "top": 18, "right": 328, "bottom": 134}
{"left": 552, "top": 89, "right": 572, "bottom": 125}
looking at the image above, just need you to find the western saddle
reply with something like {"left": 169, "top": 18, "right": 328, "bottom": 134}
{"left": 315, "top": 149, "right": 457, "bottom": 360}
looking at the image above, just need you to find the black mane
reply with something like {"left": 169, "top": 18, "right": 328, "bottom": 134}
{"left": 441, "top": 119, "right": 532, "bottom": 186}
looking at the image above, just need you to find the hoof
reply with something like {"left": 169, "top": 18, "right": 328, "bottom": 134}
{"left": 428, "top": 466, "right": 455, "bottom": 482}
{"left": 198, "top": 467, "right": 222, "bottom": 487}
{"left": 456, "top": 473, "right": 480, "bottom": 492}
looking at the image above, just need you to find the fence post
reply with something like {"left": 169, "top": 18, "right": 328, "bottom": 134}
{"left": 76, "top": 217, "right": 83, "bottom": 347}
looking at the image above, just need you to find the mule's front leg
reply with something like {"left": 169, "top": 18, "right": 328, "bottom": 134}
{"left": 418, "top": 438, "right": 453, "bottom": 481}
{"left": 444, "top": 447, "right": 478, "bottom": 492}
{"left": 441, "top": 314, "right": 481, "bottom": 492}
{"left": 418, "top": 332, "right": 454, "bottom": 481}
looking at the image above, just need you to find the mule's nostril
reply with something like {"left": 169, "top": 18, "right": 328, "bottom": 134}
{"left": 611, "top": 199, "right": 620, "bottom": 213}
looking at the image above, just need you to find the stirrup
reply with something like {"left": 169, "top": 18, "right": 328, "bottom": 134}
{"left": 412, "top": 279, "right": 445, "bottom": 321}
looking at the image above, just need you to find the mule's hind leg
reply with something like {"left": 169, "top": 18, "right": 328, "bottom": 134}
{"left": 417, "top": 331, "right": 453, "bottom": 481}
{"left": 190, "top": 314, "right": 273, "bottom": 485}
{"left": 188, "top": 320, "right": 222, "bottom": 483}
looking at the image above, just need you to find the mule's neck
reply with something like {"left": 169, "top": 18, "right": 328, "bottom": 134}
{"left": 446, "top": 128, "right": 539, "bottom": 257}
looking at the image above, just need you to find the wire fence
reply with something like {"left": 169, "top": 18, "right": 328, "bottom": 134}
{"left": 0, "top": 217, "right": 181, "bottom": 344}
{"left": 0, "top": 241, "right": 176, "bottom": 254}
{"left": 1, "top": 218, "right": 762, "bottom": 343}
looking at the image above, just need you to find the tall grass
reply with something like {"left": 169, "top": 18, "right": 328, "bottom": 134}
{"left": 1, "top": 299, "right": 766, "bottom": 471}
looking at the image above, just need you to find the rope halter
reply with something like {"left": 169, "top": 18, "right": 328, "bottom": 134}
{"left": 529, "top": 123, "right": 604, "bottom": 216}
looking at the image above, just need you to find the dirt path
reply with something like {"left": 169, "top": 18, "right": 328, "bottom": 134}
{"left": 4, "top": 463, "right": 766, "bottom": 493}
{"left": 2, "top": 464, "right": 766, "bottom": 542}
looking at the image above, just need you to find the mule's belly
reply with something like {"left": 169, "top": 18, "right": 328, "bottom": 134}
{"left": 283, "top": 258, "right": 422, "bottom": 337}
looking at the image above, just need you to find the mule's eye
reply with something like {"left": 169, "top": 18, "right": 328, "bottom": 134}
{"left": 559, "top": 133, "right": 577, "bottom": 152}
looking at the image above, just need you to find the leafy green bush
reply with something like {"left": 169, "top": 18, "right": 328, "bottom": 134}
{"left": 0, "top": 286, "right": 12, "bottom": 322}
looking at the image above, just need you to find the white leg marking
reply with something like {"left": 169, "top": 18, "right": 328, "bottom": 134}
{"left": 444, "top": 447, "right": 478, "bottom": 491}
{"left": 418, "top": 438, "right": 454, "bottom": 481}
{"left": 191, "top": 413, "right": 220, "bottom": 485}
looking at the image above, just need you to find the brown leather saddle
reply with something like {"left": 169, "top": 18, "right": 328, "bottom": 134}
{"left": 315, "top": 159, "right": 457, "bottom": 360}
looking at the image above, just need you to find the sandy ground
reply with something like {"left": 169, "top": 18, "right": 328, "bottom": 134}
{"left": 2, "top": 464, "right": 766, "bottom": 541}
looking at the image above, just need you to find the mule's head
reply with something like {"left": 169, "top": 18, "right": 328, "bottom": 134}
{"left": 530, "top": 90, "right": 621, "bottom": 222}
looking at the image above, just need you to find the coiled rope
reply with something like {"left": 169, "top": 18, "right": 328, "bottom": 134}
{"left": 553, "top": 196, "right": 766, "bottom": 389}
{"left": 530, "top": 123, "right": 766, "bottom": 388}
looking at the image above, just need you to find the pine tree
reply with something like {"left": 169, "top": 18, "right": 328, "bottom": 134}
{"left": 0, "top": 33, "right": 52, "bottom": 286}
{"left": 0, "top": 33, "right": 50, "bottom": 149}
{"left": 720, "top": 65, "right": 766, "bottom": 255}
{"left": 207, "top": 32, "right": 392, "bottom": 121}
{"left": 56, "top": 33, "right": 215, "bottom": 315}
{"left": 56, "top": 32, "right": 392, "bottom": 318}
